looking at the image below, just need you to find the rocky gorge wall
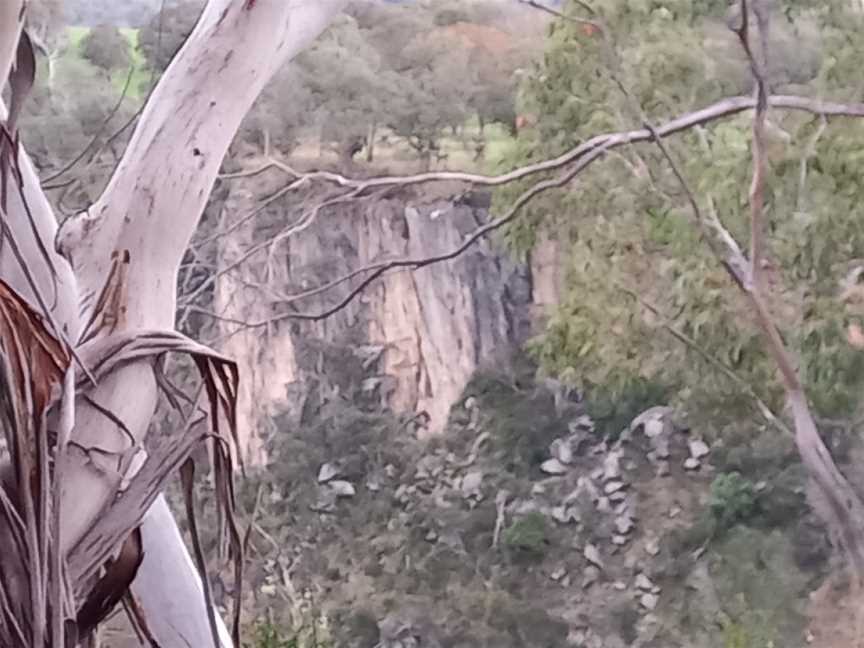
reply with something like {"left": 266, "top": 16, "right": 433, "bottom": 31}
{"left": 208, "top": 164, "right": 560, "bottom": 465}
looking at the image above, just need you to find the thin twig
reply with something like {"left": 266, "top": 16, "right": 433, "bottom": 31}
{"left": 615, "top": 282, "right": 791, "bottom": 436}
{"left": 205, "top": 93, "right": 864, "bottom": 323}
{"left": 41, "top": 65, "right": 136, "bottom": 185}
{"left": 231, "top": 143, "right": 614, "bottom": 324}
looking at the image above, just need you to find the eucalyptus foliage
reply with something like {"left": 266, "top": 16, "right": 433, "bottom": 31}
{"left": 498, "top": 0, "right": 864, "bottom": 422}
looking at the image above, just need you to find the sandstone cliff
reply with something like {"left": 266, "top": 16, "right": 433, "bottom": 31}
{"left": 208, "top": 167, "right": 547, "bottom": 465}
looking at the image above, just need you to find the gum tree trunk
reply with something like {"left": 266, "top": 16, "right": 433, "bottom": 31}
{"left": 0, "top": 1, "right": 345, "bottom": 645}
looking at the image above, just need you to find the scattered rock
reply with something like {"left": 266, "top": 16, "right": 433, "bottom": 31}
{"left": 329, "top": 480, "right": 356, "bottom": 498}
{"left": 631, "top": 406, "right": 673, "bottom": 436}
{"left": 550, "top": 438, "right": 574, "bottom": 465}
{"left": 551, "top": 505, "right": 581, "bottom": 524}
{"left": 584, "top": 544, "right": 604, "bottom": 568}
{"left": 394, "top": 484, "right": 409, "bottom": 502}
{"left": 644, "top": 419, "right": 665, "bottom": 438}
{"left": 583, "top": 566, "right": 601, "bottom": 589}
{"left": 640, "top": 593, "right": 659, "bottom": 611}
{"left": 604, "top": 481, "right": 626, "bottom": 495}
{"left": 688, "top": 439, "right": 710, "bottom": 459}
{"left": 425, "top": 529, "right": 438, "bottom": 542}
{"left": 541, "top": 458, "right": 569, "bottom": 475}
{"left": 615, "top": 515, "right": 635, "bottom": 535}
{"left": 635, "top": 573, "right": 654, "bottom": 591}
{"left": 656, "top": 461, "right": 671, "bottom": 477}
{"left": 645, "top": 538, "right": 660, "bottom": 557}
{"left": 566, "top": 477, "right": 600, "bottom": 504}
{"left": 550, "top": 565, "right": 567, "bottom": 582}
{"left": 653, "top": 436, "right": 671, "bottom": 459}
{"left": 683, "top": 457, "right": 701, "bottom": 471}
{"left": 461, "top": 470, "right": 483, "bottom": 498}
{"left": 597, "top": 497, "right": 613, "bottom": 513}
{"left": 609, "top": 491, "right": 628, "bottom": 503}
{"left": 603, "top": 451, "right": 622, "bottom": 481}
{"left": 571, "top": 414, "right": 595, "bottom": 431}
{"left": 318, "top": 462, "right": 341, "bottom": 483}
{"left": 669, "top": 505, "right": 682, "bottom": 518}
{"left": 612, "top": 535, "right": 629, "bottom": 546}
{"left": 613, "top": 581, "right": 627, "bottom": 591}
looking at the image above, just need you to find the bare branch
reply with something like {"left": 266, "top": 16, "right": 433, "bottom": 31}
{"left": 615, "top": 281, "right": 791, "bottom": 437}
{"left": 734, "top": 0, "right": 769, "bottom": 288}
{"left": 200, "top": 94, "right": 864, "bottom": 323}
{"left": 226, "top": 95, "right": 864, "bottom": 199}
{"left": 515, "top": 0, "right": 604, "bottom": 33}
{"left": 41, "top": 64, "right": 136, "bottom": 186}
{"left": 227, "top": 142, "right": 614, "bottom": 324}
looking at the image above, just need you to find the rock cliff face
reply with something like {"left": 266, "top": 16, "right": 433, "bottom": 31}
{"left": 210, "top": 170, "right": 536, "bottom": 464}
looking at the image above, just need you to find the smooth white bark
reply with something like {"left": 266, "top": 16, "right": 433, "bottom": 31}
{"left": 53, "top": 0, "right": 347, "bottom": 553}
{"left": 57, "top": 0, "right": 348, "bottom": 329}
{"left": 0, "top": 2, "right": 25, "bottom": 91}
{"left": 63, "top": 2, "right": 346, "bottom": 646}
{"left": 1, "top": 1, "right": 345, "bottom": 646}
{"left": 0, "top": 102, "right": 80, "bottom": 338}
{"left": 135, "top": 496, "right": 234, "bottom": 647}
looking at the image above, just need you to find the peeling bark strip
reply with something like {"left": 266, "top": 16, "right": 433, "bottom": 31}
{"left": 74, "top": 527, "right": 144, "bottom": 642}
{"left": 0, "top": 1, "right": 348, "bottom": 644}
{"left": 21, "top": 2, "right": 348, "bottom": 645}
{"left": 64, "top": 328, "right": 243, "bottom": 641}
{"left": 0, "top": 280, "right": 234, "bottom": 647}
{"left": 0, "top": 279, "right": 70, "bottom": 648}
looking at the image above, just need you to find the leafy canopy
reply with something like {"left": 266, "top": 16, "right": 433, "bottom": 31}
{"left": 499, "top": 0, "right": 864, "bottom": 422}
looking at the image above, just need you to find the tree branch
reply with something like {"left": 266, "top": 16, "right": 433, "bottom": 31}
{"left": 225, "top": 95, "right": 864, "bottom": 199}
{"left": 40, "top": 64, "right": 136, "bottom": 186}
{"left": 734, "top": 0, "right": 769, "bottom": 289}
{"left": 615, "top": 282, "right": 792, "bottom": 436}
{"left": 227, "top": 93, "right": 864, "bottom": 322}
{"left": 215, "top": 141, "right": 614, "bottom": 325}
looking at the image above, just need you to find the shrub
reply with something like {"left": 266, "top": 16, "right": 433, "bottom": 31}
{"left": 458, "top": 361, "right": 564, "bottom": 474}
{"left": 502, "top": 512, "right": 549, "bottom": 558}
{"left": 710, "top": 472, "right": 756, "bottom": 529}
{"left": 246, "top": 621, "right": 333, "bottom": 648}
{"left": 247, "top": 622, "right": 298, "bottom": 648}
{"left": 581, "top": 376, "right": 671, "bottom": 440}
